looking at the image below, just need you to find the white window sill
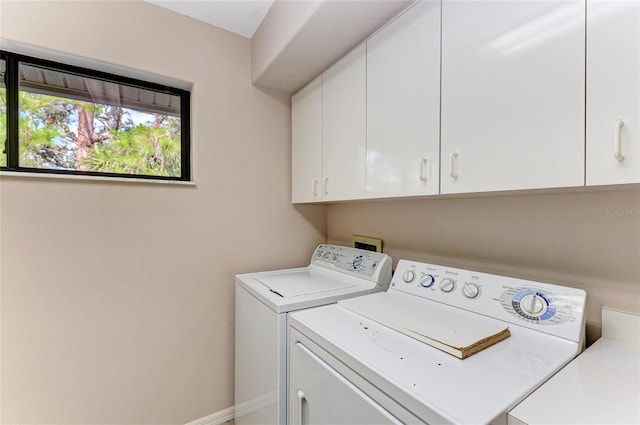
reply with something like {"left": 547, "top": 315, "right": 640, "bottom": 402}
{"left": 0, "top": 171, "right": 197, "bottom": 186}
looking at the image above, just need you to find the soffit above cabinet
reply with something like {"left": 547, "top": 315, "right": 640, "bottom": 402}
{"left": 251, "top": 0, "right": 414, "bottom": 94}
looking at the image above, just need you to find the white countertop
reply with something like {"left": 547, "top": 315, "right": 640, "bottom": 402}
{"left": 509, "top": 308, "right": 640, "bottom": 425}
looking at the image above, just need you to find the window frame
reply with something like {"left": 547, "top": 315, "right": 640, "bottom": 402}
{"left": 0, "top": 50, "right": 191, "bottom": 181}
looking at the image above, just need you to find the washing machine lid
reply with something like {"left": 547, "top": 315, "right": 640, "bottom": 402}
{"left": 255, "top": 270, "right": 355, "bottom": 297}
{"left": 236, "top": 265, "right": 380, "bottom": 313}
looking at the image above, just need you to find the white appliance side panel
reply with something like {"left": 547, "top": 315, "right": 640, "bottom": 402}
{"left": 441, "top": 0, "right": 585, "bottom": 194}
{"left": 602, "top": 308, "right": 640, "bottom": 346}
{"left": 235, "top": 285, "right": 287, "bottom": 425}
{"left": 508, "top": 308, "right": 640, "bottom": 425}
{"left": 322, "top": 44, "right": 367, "bottom": 201}
{"left": 366, "top": 0, "right": 441, "bottom": 197}
{"left": 289, "top": 341, "right": 403, "bottom": 425}
{"left": 507, "top": 338, "right": 640, "bottom": 425}
{"left": 586, "top": 0, "right": 640, "bottom": 185}
{"left": 292, "top": 76, "right": 323, "bottom": 203}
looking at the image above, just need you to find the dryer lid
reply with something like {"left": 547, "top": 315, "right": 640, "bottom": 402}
{"left": 255, "top": 270, "right": 355, "bottom": 298}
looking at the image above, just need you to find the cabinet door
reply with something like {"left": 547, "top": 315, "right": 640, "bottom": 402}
{"left": 586, "top": 0, "right": 640, "bottom": 185}
{"left": 322, "top": 44, "right": 367, "bottom": 201}
{"left": 440, "top": 0, "right": 585, "bottom": 194}
{"left": 290, "top": 342, "right": 403, "bottom": 425}
{"left": 367, "top": 0, "right": 441, "bottom": 198}
{"left": 292, "top": 77, "right": 323, "bottom": 203}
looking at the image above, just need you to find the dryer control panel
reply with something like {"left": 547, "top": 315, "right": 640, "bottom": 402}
{"left": 390, "top": 260, "right": 587, "bottom": 344}
{"left": 311, "top": 245, "right": 393, "bottom": 287}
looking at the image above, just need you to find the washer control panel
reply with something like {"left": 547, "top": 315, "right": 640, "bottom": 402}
{"left": 390, "top": 260, "right": 587, "bottom": 343}
{"left": 312, "top": 245, "right": 393, "bottom": 286}
{"left": 498, "top": 287, "right": 581, "bottom": 327}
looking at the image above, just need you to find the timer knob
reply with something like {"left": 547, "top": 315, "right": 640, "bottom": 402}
{"left": 419, "top": 274, "right": 435, "bottom": 288}
{"left": 462, "top": 283, "right": 480, "bottom": 299}
{"left": 402, "top": 270, "right": 416, "bottom": 283}
{"left": 352, "top": 256, "right": 364, "bottom": 269}
{"left": 322, "top": 251, "right": 331, "bottom": 260}
{"left": 440, "top": 278, "right": 456, "bottom": 293}
{"left": 519, "top": 294, "right": 547, "bottom": 317}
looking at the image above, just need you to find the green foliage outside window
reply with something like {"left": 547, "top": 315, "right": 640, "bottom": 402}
{"left": 17, "top": 92, "right": 181, "bottom": 177}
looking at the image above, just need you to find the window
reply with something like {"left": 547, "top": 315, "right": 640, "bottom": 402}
{"left": 0, "top": 51, "right": 190, "bottom": 181}
{"left": 1, "top": 57, "right": 6, "bottom": 169}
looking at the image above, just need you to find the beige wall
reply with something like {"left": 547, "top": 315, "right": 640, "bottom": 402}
{"left": 328, "top": 187, "right": 640, "bottom": 345}
{"left": 0, "top": 1, "right": 325, "bottom": 424}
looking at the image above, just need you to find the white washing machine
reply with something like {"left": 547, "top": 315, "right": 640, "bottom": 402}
{"left": 289, "top": 259, "right": 587, "bottom": 425}
{"left": 234, "top": 244, "right": 393, "bottom": 425}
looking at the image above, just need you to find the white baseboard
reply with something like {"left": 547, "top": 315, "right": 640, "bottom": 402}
{"left": 185, "top": 406, "right": 235, "bottom": 425}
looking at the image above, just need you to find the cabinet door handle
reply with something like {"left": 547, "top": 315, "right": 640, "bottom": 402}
{"left": 297, "top": 390, "right": 308, "bottom": 425}
{"left": 311, "top": 179, "right": 318, "bottom": 195}
{"left": 614, "top": 119, "right": 625, "bottom": 162}
{"left": 419, "top": 158, "right": 429, "bottom": 182}
{"left": 322, "top": 177, "right": 329, "bottom": 195}
{"left": 449, "top": 152, "right": 459, "bottom": 180}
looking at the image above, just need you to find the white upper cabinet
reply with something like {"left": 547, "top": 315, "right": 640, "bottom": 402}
{"left": 440, "top": 0, "right": 586, "bottom": 194}
{"left": 586, "top": 0, "right": 640, "bottom": 185}
{"left": 322, "top": 44, "right": 367, "bottom": 201}
{"left": 366, "top": 0, "right": 441, "bottom": 198}
{"left": 292, "top": 76, "right": 323, "bottom": 203}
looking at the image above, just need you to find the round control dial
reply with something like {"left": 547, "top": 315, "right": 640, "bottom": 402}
{"left": 419, "top": 274, "right": 435, "bottom": 288}
{"left": 322, "top": 251, "right": 331, "bottom": 260}
{"left": 402, "top": 270, "right": 416, "bottom": 283}
{"left": 519, "top": 293, "right": 547, "bottom": 317}
{"left": 510, "top": 289, "right": 556, "bottom": 321}
{"left": 462, "top": 283, "right": 480, "bottom": 299}
{"left": 352, "top": 255, "right": 365, "bottom": 270}
{"left": 439, "top": 278, "right": 456, "bottom": 293}
{"left": 500, "top": 288, "right": 563, "bottom": 324}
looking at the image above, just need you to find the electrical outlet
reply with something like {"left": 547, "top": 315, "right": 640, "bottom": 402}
{"left": 351, "top": 235, "right": 383, "bottom": 253}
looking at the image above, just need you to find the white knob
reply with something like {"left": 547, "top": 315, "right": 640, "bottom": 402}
{"left": 519, "top": 294, "right": 547, "bottom": 317}
{"left": 402, "top": 270, "right": 416, "bottom": 283}
{"left": 440, "top": 278, "right": 456, "bottom": 293}
{"left": 462, "top": 283, "right": 480, "bottom": 299}
{"left": 419, "top": 274, "right": 435, "bottom": 288}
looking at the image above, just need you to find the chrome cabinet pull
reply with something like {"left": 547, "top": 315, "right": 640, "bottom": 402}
{"left": 614, "top": 119, "right": 625, "bottom": 162}
{"left": 311, "top": 179, "right": 319, "bottom": 195}
{"left": 322, "top": 177, "right": 329, "bottom": 195}
{"left": 419, "top": 158, "right": 429, "bottom": 182}
{"left": 449, "top": 152, "right": 459, "bottom": 180}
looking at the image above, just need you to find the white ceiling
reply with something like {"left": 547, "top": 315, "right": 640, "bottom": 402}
{"left": 146, "top": 0, "right": 274, "bottom": 39}
{"left": 145, "top": 0, "right": 414, "bottom": 93}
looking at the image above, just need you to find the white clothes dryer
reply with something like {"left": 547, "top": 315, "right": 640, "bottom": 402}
{"left": 289, "top": 259, "right": 587, "bottom": 425}
{"left": 234, "top": 244, "right": 392, "bottom": 425}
